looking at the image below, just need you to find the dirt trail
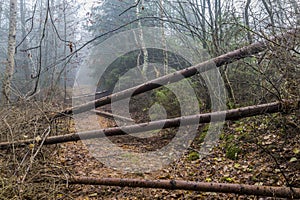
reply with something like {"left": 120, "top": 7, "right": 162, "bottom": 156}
{"left": 57, "top": 109, "right": 299, "bottom": 199}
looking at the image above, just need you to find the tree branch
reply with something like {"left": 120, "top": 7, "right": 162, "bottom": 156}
{"left": 119, "top": 0, "right": 141, "bottom": 16}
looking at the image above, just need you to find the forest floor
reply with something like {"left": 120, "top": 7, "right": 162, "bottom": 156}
{"left": 0, "top": 101, "right": 299, "bottom": 199}
{"left": 54, "top": 105, "right": 299, "bottom": 199}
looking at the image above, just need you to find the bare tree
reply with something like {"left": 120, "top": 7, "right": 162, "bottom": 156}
{"left": 244, "top": 0, "right": 252, "bottom": 43}
{"left": 136, "top": 0, "right": 149, "bottom": 79}
{"left": 0, "top": 0, "right": 3, "bottom": 29}
{"left": 2, "top": 0, "right": 17, "bottom": 104}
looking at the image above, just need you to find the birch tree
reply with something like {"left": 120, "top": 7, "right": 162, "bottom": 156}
{"left": 136, "top": 0, "right": 149, "bottom": 79}
{"left": 2, "top": 0, "right": 17, "bottom": 104}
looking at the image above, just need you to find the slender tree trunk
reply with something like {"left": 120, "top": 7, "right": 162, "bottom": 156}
{"left": 20, "top": 0, "right": 30, "bottom": 82}
{"left": 207, "top": 0, "right": 217, "bottom": 55}
{"left": 244, "top": 0, "right": 252, "bottom": 43}
{"left": 214, "top": 0, "right": 221, "bottom": 51}
{"left": 2, "top": 0, "right": 17, "bottom": 104}
{"left": 136, "top": 0, "right": 148, "bottom": 79}
{"left": 201, "top": 0, "right": 207, "bottom": 48}
{"left": 261, "top": 0, "right": 275, "bottom": 33}
{"left": 50, "top": 0, "right": 57, "bottom": 92}
{"left": 0, "top": 0, "right": 3, "bottom": 29}
{"left": 222, "top": 65, "right": 236, "bottom": 105}
{"left": 274, "top": 0, "right": 284, "bottom": 26}
{"left": 63, "top": 0, "right": 67, "bottom": 100}
{"left": 160, "top": 0, "right": 168, "bottom": 75}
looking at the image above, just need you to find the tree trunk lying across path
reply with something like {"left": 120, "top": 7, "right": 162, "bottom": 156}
{"left": 51, "top": 29, "right": 299, "bottom": 118}
{"left": 64, "top": 177, "right": 300, "bottom": 198}
{"left": 0, "top": 99, "right": 298, "bottom": 149}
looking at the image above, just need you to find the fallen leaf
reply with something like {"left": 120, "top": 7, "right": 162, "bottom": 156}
{"left": 234, "top": 163, "right": 240, "bottom": 169}
{"left": 205, "top": 178, "right": 212, "bottom": 182}
{"left": 293, "top": 148, "right": 299, "bottom": 154}
{"left": 89, "top": 193, "right": 97, "bottom": 197}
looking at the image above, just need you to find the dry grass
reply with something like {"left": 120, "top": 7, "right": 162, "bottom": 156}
{"left": 0, "top": 99, "right": 72, "bottom": 199}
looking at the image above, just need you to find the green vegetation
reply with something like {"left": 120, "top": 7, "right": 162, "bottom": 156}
{"left": 187, "top": 151, "right": 200, "bottom": 161}
{"left": 225, "top": 144, "right": 242, "bottom": 160}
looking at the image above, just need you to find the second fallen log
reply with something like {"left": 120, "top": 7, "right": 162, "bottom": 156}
{"left": 0, "top": 99, "right": 298, "bottom": 149}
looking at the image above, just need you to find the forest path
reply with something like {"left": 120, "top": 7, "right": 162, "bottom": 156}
{"left": 56, "top": 109, "right": 299, "bottom": 199}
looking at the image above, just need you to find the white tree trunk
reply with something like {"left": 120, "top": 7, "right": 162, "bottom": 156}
{"left": 136, "top": 0, "right": 148, "bottom": 79}
{"left": 160, "top": 0, "right": 168, "bottom": 75}
{"left": 2, "top": 0, "right": 17, "bottom": 104}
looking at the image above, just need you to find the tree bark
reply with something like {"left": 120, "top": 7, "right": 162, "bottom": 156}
{"left": 244, "top": 0, "right": 252, "bottom": 43}
{"left": 63, "top": 176, "right": 300, "bottom": 198}
{"left": 0, "top": 99, "right": 298, "bottom": 149}
{"left": 160, "top": 0, "right": 168, "bottom": 75}
{"left": 52, "top": 29, "right": 299, "bottom": 118}
{"left": 136, "top": 0, "right": 149, "bottom": 78}
{"left": 0, "top": 0, "right": 3, "bottom": 29}
{"left": 261, "top": 0, "right": 275, "bottom": 33}
{"left": 2, "top": 0, "right": 17, "bottom": 104}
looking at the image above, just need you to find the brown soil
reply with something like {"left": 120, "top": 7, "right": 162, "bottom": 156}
{"left": 55, "top": 108, "right": 299, "bottom": 199}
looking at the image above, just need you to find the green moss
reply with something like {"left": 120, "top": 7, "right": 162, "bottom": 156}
{"left": 219, "top": 133, "right": 225, "bottom": 140}
{"left": 226, "top": 134, "right": 235, "bottom": 142}
{"left": 197, "top": 124, "right": 209, "bottom": 143}
{"left": 238, "top": 132, "right": 251, "bottom": 141}
{"left": 225, "top": 144, "right": 241, "bottom": 160}
{"left": 227, "top": 101, "right": 236, "bottom": 109}
{"left": 187, "top": 151, "right": 200, "bottom": 161}
{"left": 198, "top": 132, "right": 207, "bottom": 143}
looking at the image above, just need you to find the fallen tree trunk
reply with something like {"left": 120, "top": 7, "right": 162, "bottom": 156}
{"left": 65, "top": 177, "right": 300, "bottom": 198}
{"left": 0, "top": 99, "right": 298, "bottom": 149}
{"left": 52, "top": 29, "right": 299, "bottom": 118}
{"left": 90, "top": 109, "right": 134, "bottom": 122}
